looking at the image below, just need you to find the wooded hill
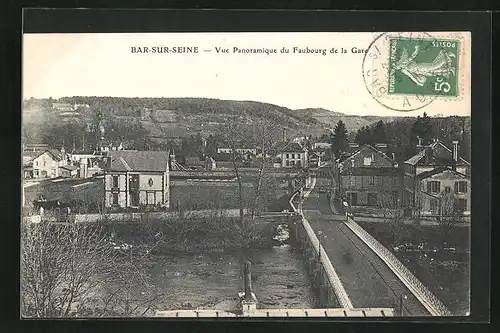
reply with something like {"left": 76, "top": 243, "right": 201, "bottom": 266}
{"left": 22, "top": 97, "right": 470, "bottom": 162}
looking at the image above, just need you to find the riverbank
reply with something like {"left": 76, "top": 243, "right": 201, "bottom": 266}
{"left": 357, "top": 221, "right": 470, "bottom": 315}
{"left": 102, "top": 215, "right": 279, "bottom": 255}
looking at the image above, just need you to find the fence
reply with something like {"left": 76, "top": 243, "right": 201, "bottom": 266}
{"left": 23, "top": 208, "right": 249, "bottom": 224}
{"left": 289, "top": 188, "right": 353, "bottom": 309}
{"left": 344, "top": 216, "right": 452, "bottom": 316}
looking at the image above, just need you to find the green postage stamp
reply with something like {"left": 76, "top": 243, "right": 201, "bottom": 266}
{"left": 362, "top": 32, "right": 469, "bottom": 111}
{"left": 388, "top": 38, "right": 460, "bottom": 97}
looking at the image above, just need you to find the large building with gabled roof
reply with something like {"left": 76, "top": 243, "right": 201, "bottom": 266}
{"left": 31, "top": 148, "right": 69, "bottom": 178}
{"left": 281, "top": 141, "right": 308, "bottom": 168}
{"left": 403, "top": 138, "right": 470, "bottom": 209}
{"left": 103, "top": 150, "right": 170, "bottom": 209}
{"left": 336, "top": 143, "right": 400, "bottom": 207}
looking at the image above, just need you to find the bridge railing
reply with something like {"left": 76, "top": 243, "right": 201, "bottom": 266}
{"left": 289, "top": 187, "right": 354, "bottom": 309}
{"left": 344, "top": 216, "right": 452, "bottom": 316}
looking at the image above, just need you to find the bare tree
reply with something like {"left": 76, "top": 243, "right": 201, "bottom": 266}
{"left": 21, "top": 222, "right": 116, "bottom": 317}
{"left": 222, "top": 118, "right": 248, "bottom": 227}
{"left": 438, "top": 191, "right": 464, "bottom": 247}
{"left": 21, "top": 219, "right": 166, "bottom": 318}
{"left": 378, "top": 179, "right": 405, "bottom": 246}
{"left": 249, "top": 119, "right": 281, "bottom": 220}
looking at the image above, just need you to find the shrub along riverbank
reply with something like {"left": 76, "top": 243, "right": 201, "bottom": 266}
{"left": 101, "top": 215, "right": 276, "bottom": 255}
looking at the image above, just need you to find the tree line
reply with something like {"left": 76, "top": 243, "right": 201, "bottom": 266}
{"left": 327, "top": 113, "right": 471, "bottom": 163}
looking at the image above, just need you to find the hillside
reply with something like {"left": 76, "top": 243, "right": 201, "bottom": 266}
{"left": 293, "top": 108, "right": 386, "bottom": 132}
{"left": 22, "top": 98, "right": 343, "bottom": 141}
{"left": 22, "top": 98, "right": 469, "bottom": 158}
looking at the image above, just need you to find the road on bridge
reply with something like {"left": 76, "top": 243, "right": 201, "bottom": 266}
{"left": 302, "top": 189, "right": 430, "bottom": 316}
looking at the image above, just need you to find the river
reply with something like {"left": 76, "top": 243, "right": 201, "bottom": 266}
{"left": 145, "top": 245, "right": 316, "bottom": 312}
{"left": 103, "top": 224, "right": 317, "bottom": 315}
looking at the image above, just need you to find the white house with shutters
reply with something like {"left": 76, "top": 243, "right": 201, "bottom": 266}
{"left": 103, "top": 151, "right": 170, "bottom": 210}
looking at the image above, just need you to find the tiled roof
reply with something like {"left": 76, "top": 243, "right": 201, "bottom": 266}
{"left": 59, "top": 165, "right": 79, "bottom": 171}
{"left": 36, "top": 149, "right": 64, "bottom": 161}
{"left": 416, "top": 166, "right": 468, "bottom": 180}
{"left": 405, "top": 150, "right": 425, "bottom": 165}
{"left": 404, "top": 141, "right": 470, "bottom": 166}
{"left": 282, "top": 141, "right": 306, "bottom": 152}
{"left": 108, "top": 151, "right": 169, "bottom": 172}
{"left": 47, "top": 149, "right": 64, "bottom": 161}
{"left": 338, "top": 144, "right": 395, "bottom": 166}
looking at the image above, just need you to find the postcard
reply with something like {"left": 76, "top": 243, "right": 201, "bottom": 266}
{"left": 21, "top": 31, "right": 471, "bottom": 318}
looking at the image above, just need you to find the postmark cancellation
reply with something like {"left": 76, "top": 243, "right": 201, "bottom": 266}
{"left": 362, "top": 32, "right": 470, "bottom": 112}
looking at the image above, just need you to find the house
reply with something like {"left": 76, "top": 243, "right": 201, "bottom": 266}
{"left": 59, "top": 165, "right": 79, "bottom": 178}
{"left": 414, "top": 167, "right": 470, "bottom": 216}
{"left": 22, "top": 151, "right": 39, "bottom": 178}
{"left": 103, "top": 150, "right": 170, "bottom": 209}
{"left": 32, "top": 148, "right": 69, "bottom": 178}
{"left": 308, "top": 151, "right": 322, "bottom": 168}
{"left": 403, "top": 139, "right": 470, "bottom": 208}
{"left": 337, "top": 144, "right": 400, "bottom": 207}
{"left": 70, "top": 151, "right": 110, "bottom": 178}
{"left": 281, "top": 142, "right": 308, "bottom": 168}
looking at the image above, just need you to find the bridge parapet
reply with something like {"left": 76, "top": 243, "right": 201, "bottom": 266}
{"left": 289, "top": 187, "right": 354, "bottom": 309}
{"left": 344, "top": 216, "right": 452, "bottom": 316}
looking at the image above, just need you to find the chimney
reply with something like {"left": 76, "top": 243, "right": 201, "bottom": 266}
{"left": 452, "top": 141, "right": 459, "bottom": 163}
{"left": 283, "top": 128, "right": 287, "bottom": 142}
{"left": 416, "top": 136, "right": 423, "bottom": 152}
{"left": 374, "top": 143, "right": 388, "bottom": 155}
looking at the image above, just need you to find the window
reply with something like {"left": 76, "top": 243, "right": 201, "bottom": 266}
{"left": 427, "top": 181, "right": 440, "bottom": 193}
{"left": 444, "top": 186, "right": 451, "bottom": 193}
{"left": 455, "top": 181, "right": 468, "bottom": 193}
{"left": 367, "top": 193, "right": 378, "bottom": 206}
{"left": 347, "top": 192, "right": 358, "bottom": 206}
{"left": 112, "top": 193, "right": 119, "bottom": 206}
{"left": 456, "top": 198, "right": 467, "bottom": 212}
{"left": 112, "top": 175, "right": 119, "bottom": 188}
{"left": 349, "top": 177, "right": 355, "bottom": 187}
{"left": 35, "top": 161, "right": 38, "bottom": 167}
{"left": 363, "top": 157, "right": 371, "bottom": 166}
{"left": 367, "top": 176, "right": 375, "bottom": 185}
{"left": 286, "top": 153, "right": 289, "bottom": 159}
{"left": 430, "top": 198, "right": 439, "bottom": 214}
{"left": 286, "top": 161, "right": 290, "bottom": 167}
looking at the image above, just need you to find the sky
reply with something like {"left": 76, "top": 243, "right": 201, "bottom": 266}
{"left": 23, "top": 32, "right": 471, "bottom": 117}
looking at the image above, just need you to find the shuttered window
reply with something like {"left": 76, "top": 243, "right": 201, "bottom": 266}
{"left": 112, "top": 175, "right": 119, "bottom": 188}
{"left": 427, "top": 181, "right": 440, "bottom": 193}
{"left": 454, "top": 181, "right": 467, "bottom": 193}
